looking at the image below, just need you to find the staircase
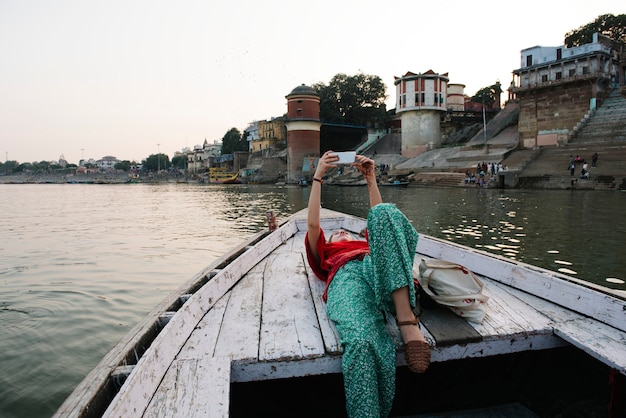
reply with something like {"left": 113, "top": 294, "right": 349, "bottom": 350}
{"left": 571, "top": 90, "right": 626, "bottom": 143}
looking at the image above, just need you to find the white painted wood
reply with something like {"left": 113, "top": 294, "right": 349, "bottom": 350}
{"left": 103, "top": 221, "right": 299, "bottom": 418}
{"left": 213, "top": 259, "right": 264, "bottom": 360}
{"left": 259, "top": 251, "right": 325, "bottom": 361}
{"left": 416, "top": 235, "right": 626, "bottom": 333}
{"left": 554, "top": 318, "right": 626, "bottom": 375}
{"left": 144, "top": 356, "right": 230, "bottom": 418}
{"left": 231, "top": 355, "right": 343, "bottom": 383}
{"left": 177, "top": 292, "right": 230, "bottom": 360}
{"left": 304, "top": 259, "right": 342, "bottom": 354}
{"left": 473, "top": 277, "right": 555, "bottom": 338}
{"left": 498, "top": 283, "right": 626, "bottom": 375}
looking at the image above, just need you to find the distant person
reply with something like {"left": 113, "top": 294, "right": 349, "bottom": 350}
{"left": 575, "top": 155, "right": 582, "bottom": 163}
{"left": 592, "top": 152, "right": 598, "bottom": 168}
{"left": 570, "top": 162, "right": 576, "bottom": 176}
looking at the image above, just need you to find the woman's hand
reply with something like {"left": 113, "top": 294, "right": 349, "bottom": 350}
{"left": 355, "top": 155, "right": 382, "bottom": 206}
{"left": 354, "top": 155, "right": 376, "bottom": 183}
{"left": 313, "top": 150, "right": 340, "bottom": 179}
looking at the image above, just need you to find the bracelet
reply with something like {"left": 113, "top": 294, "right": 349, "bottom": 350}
{"left": 313, "top": 177, "right": 322, "bottom": 184}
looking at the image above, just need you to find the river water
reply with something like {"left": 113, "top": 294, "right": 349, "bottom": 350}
{"left": 1, "top": 183, "right": 624, "bottom": 418}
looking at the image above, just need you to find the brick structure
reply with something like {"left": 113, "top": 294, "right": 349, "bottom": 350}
{"left": 285, "top": 85, "right": 321, "bottom": 183}
{"left": 510, "top": 32, "right": 620, "bottom": 148}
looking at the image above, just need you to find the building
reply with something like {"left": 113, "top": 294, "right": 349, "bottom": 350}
{"left": 284, "top": 84, "right": 321, "bottom": 183}
{"left": 252, "top": 117, "right": 287, "bottom": 155}
{"left": 510, "top": 32, "right": 621, "bottom": 148}
{"left": 187, "top": 139, "right": 221, "bottom": 176}
{"left": 96, "top": 156, "right": 119, "bottom": 171}
{"left": 244, "top": 121, "right": 259, "bottom": 152}
{"left": 447, "top": 83, "right": 466, "bottom": 111}
{"left": 394, "top": 70, "right": 449, "bottom": 158}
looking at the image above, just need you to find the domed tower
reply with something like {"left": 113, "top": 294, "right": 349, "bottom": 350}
{"left": 394, "top": 70, "right": 449, "bottom": 158}
{"left": 285, "top": 84, "right": 321, "bottom": 183}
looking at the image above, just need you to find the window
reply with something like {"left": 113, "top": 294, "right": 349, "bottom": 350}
{"left": 556, "top": 72, "right": 562, "bottom": 80}
{"left": 569, "top": 69, "right": 576, "bottom": 77}
{"left": 557, "top": 48, "right": 562, "bottom": 60}
{"left": 582, "top": 66, "right": 589, "bottom": 75}
{"left": 421, "top": 93, "right": 425, "bottom": 103}
{"left": 415, "top": 93, "right": 419, "bottom": 105}
{"left": 541, "top": 74, "right": 548, "bottom": 82}
{"left": 526, "top": 55, "right": 533, "bottom": 67}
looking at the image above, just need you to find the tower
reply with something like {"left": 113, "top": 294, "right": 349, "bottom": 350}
{"left": 394, "top": 70, "right": 449, "bottom": 158}
{"left": 285, "top": 84, "right": 321, "bottom": 183}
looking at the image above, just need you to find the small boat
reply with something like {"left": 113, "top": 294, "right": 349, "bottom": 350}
{"left": 54, "top": 208, "right": 626, "bottom": 417}
{"left": 380, "top": 179, "right": 409, "bottom": 187}
{"left": 208, "top": 167, "right": 241, "bottom": 184}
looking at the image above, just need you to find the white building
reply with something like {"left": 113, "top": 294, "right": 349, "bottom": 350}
{"left": 96, "top": 156, "right": 119, "bottom": 171}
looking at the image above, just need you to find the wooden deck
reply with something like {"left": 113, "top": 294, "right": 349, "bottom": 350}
{"left": 80, "top": 209, "right": 626, "bottom": 417}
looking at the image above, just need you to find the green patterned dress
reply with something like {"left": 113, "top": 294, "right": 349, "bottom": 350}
{"left": 326, "top": 203, "right": 419, "bottom": 417}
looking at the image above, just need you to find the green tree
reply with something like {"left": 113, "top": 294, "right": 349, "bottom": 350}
{"left": 143, "top": 154, "right": 170, "bottom": 171}
{"left": 171, "top": 155, "right": 186, "bottom": 169}
{"left": 0, "top": 160, "right": 19, "bottom": 175}
{"left": 114, "top": 160, "right": 132, "bottom": 171}
{"left": 564, "top": 14, "right": 626, "bottom": 47}
{"left": 221, "top": 128, "right": 247, "bottom": 155}
{"left": 470, "top": 82, "right": 503, "bottom": 107}
{"left": 313, "top": 72, "right": 389, "bottom": 127}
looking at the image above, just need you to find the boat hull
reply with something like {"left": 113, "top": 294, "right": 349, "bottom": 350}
{"left": 54, "top": 208, "right": 626, "bottom": 418}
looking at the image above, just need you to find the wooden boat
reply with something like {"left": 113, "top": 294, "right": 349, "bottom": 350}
{"left": 208, "top": 167, "right": 240, "bottom": 184}
{"left": 53, "top": 208, "right": 626, "bottom": 418}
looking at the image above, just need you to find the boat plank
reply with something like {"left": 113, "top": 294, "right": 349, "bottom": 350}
{"left": 213, "top": 260, "right": 265, "bottom": 360}
{"left": 555, "top": 318, "right": 626, "bottom": 375}
{"left": 103, "top": 224, "right": 298, "bottom": 417}
{"left": 304, "top": 261, "right": 342, "bottom": 354}
{"left": 499, "top": 283, "right": 626, "bottom": 375}
{"left": 144, "top": 356, "right": 230, "bottom": 418}
{"left": 259, "top": 251, "right": 325, "bottom": 361}
{"left": 178, "top": 294, "right": 230, "bottom": 360}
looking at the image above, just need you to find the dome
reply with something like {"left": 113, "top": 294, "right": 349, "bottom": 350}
{"left": 287, "top": 84, "right": 318, "bottom": 97}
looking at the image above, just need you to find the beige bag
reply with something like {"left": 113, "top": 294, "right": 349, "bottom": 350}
{"left": 415, "top": 258, "right": 489, "bottom": 324}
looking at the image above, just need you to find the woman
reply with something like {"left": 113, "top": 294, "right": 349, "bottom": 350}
{"left": 305, "top": 151, "right": 430, "bottom": 418}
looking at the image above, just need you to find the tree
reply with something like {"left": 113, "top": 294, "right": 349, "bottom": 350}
{"left": 470, "top": 82, "right": 503, "bottom": 108}
{"left": 171, "top": 155, "right": 187, "bottom": 170}
{"left": 221, "top": 127, "right": 247, "bottom": 155}
{"left": 313, "top": 73, "right": 389, "bottom": 127}
{"left": 143, "top": 153, "right": 170, "bottom": 171}
{"left": 114, "top": 160, "right": 132, "bottom": 171}
{"left": 564, "top": 14, "right": 626, "bottom": 47}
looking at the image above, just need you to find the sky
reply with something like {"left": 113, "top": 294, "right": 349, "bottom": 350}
{"left": 0, "top": 0, "right": 623, "bottom": 164}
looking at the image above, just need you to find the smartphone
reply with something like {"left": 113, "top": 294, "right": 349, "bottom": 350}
{"left": 332, "top": 151, "right": 356, "bottom": 165}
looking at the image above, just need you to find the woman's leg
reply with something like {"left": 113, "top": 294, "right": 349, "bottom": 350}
{"left": 365, "top": 203, "right": 419, "bottom": 312}
{"left": 327, "top": 262, "right": 396, "bottom": 418}
{"left": 365, "top": 203, "right": 429, "bottom": 372}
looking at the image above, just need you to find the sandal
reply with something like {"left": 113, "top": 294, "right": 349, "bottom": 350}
{"left": 397, "top": 319, "right": 430, "bottom": 373}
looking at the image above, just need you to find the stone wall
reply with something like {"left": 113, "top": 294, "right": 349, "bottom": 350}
{"left": 517, "top": 81, "right": 594, "bottom": 148}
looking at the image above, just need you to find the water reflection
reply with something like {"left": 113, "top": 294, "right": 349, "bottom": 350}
{"left": 320, "top": 186, "right": 626, "bottom": 290}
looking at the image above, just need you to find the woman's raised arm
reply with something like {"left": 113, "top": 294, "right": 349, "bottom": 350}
{"left": 306, "top": 151, "right": 339, "bottom": 263}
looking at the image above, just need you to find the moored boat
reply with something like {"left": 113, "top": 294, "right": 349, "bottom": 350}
{"left": 53, "top": 208, "right": 626, "bottom": 418}
{"left": 208, "top": 167, "right": 240, "bottom": 184}
{"left": 380, "top": 179, "right": 409, "bottom": 187}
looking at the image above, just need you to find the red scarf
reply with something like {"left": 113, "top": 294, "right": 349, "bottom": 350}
{"left": 305, "top": 230, "right": 369, "bottom": 301}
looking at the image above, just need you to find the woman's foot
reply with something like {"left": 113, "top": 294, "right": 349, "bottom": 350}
{"left": 397, "top": 317, "right": 430, "bottom": 373}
